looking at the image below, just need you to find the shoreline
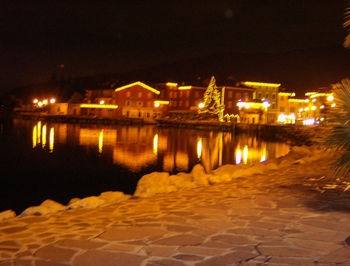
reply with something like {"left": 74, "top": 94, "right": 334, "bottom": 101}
{"left": 0, "top": 144, "right": 334, "bottom": 221}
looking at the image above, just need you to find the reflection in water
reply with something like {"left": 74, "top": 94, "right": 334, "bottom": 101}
{"left": 197, "top": 138, "right": 202, "bottom": 159}
{"left": 42, "top": 125, "right": 47, "bottom": 148}
{"left": 32, "top": 125, "right": 37, "bottom": 148}
{"left": 98, "top": 130, "right": 103, "bottom": 154}
{"left": 153, "top": 134, "right": 158, "bottom": 155}
{"left": 49, "top": 127, "right": 54, "bottom": 153}
{"left": 30, "top": 121, "right": 290, "bottom": 173}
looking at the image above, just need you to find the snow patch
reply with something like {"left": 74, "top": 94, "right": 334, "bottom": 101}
{"left": 0, "top": 210, "right": 16, "bottom": 221}
{"left": 20, "top": 199, "right": 65, "bottom": 217}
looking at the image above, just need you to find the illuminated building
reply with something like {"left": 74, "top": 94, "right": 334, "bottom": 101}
{"left": 240, "top": 81, "right": 281, "bottom": 124}
{"left": 236, "top": 99, "right": 270, "bottom": 124}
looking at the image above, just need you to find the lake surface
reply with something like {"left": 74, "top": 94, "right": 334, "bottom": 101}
{"left": 0, "top": 117, "right": 290, "bottom": 213}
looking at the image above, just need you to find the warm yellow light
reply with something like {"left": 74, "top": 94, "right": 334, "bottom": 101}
{"left": 33, "top": 99, "right": 38, "bottom": 104}
{"left": 320, "top": 105, "right": 325, "bottom": 109}
{"left": 37, "top": 121, "right": 41, "bottom": 144}
{"left": 198, "top": 102, "right": 204, "bottom": 109}
{"left": 243, "top": 145, "right": 248, "bottom": 165}
{"left": 50, "top": 98, "right": 56, "bottom": 104}
{"left": 49, "top": 127, "right": 54, "bottom": 153}
{"left": 305, "top": 92, "right": 317, "bottom": 96}
{"left": 289, "top": 99, "right": 308, "bottom": 103}
{"left": 237, "top": 101, "right": 245, "bottom": 109}
{"left": 154, "top": 102, "right": 160, "bottom": 108}
{"left": 262, "top": 100, "right": 270, "bottom": 109}
{"left": 154, "top": 100, "right": 169, "bottom": 105}
{"left": 38, "top": 102, "right": 43, "bottom": 107}
{"left": 311, "top": 106, "right": 316, "bottom": 111}
{"left": 299, "top": 108, "right": 303, "bottom": 112}
{"left": 98, "top": 130, "right": 103, "bottom": 154}
{"left": 328, "top": 95, "right": 334, "bottom": 101}
{"left": 178, "top": 86, "right": 192, "bottom": 90}
{"left": 99, "top": 100, "right": 105, "bottom": 104}
{"left": 80, "top": 104, "right": 118, "bottom": 109}
{"left": 305, "top": 99, "right": 309, "bottom": 102}
{"left": 32, "top": 125, "right": 37, "bottom": 148}
{"left": 197, "top": 138, "right": 202, "bottom": 159}
{"left": 312, "top": 99, "right": 316, "bottom": 102}
{"left": 115, "top": 81, "right": 160, "bottom": 95}
{"left": 245, "top": 103, "right": 251, "bottom": 109}
{"left": 153, "top": 134, "right": 158, "bottom": 155}
{"left": 320, "top": 117, "right": 325, "bottom": 121}
{"left": 166, "top": 82, "right": 178, "bottom": 87}
{"left": 331, "top": 103, "right": 336, "bottom": 107}
{"left": 43, "top": 99, "right": 48, "bottom": 105}
{"left": 242, "top": 81, "right": 281, "bottom": 88}
{"left": 278, "top": 92, "right": 295, "bottom": 97}
{"left": 42, "top": 125, "right": 47, "bottom": 147}
{"left": 305, "top": 107, "right": 309, "bottom": 111}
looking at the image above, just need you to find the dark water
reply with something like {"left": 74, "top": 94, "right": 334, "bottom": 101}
{"left": 0, "top": 117, "right": 290, "bottom": 213}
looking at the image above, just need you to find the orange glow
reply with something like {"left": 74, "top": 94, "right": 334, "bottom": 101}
{"left": 153, "top": 134, "right": 158, "bottom": 155}
{"left": 178, "top": 86, "right": 192, "bottom": 90}
{"left": 242, "top": 81, "right": 281, "bottom": 88}
{"left": 38, "top": 101, "right": 43, "bottom": 107}
{"left": 154, "top": 102, "right": 160, "bottom": 108}
{"left": 37, "top": 121, "right": 41, "bottom": 144}
{"left": 260, "top": 144, "right": 266, "bottom": 162}
{"left": 49, "top": 127, "right": 54, "bottom": 152}
{"left": 50, "top": 98, "right": 56, "bottom": 104}
{"left": 99, "top": 130, "right": 103, "bottom": 154}
{"left": 80, "top": 104, "right": 118, "bottom": 109}
{"left": 243, "top": 145, "right": 248, "bottom": 164}
{"left": 99, "top": 100, "right": 105, "bottom": 104}
{"left": 198, "top": 102, "right": 204, "bottom": 109}
{"left": 33, "top": 125, "right": 37, "bottom": 148}
{"left": 33, "top": 99, "right": 38, "bottom": 104}
{"left": 43, "top": 99, "right": 48, "bottom": 105}
{"left": 42, "top": 124, "right": 47, "bottom": 147}
{"left": 312, "top": 99, "right": 316, "bottom": 102}
{"left": 331, "top": 103, "right": 336, "bottom": 107}
{"left": 115, "top": 81, "right": 160, "bottom": 95}
{"left": 328, "top": 95, "right": 334, "bottom": 101}
{"left": 311, "top": 106, "right": 316, "bottom": 111}
{"left": 320, "top": 105, "right": 325, "bottom": 109}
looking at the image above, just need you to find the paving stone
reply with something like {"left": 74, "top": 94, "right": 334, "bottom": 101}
{"left": 35, "top": 260, "right": 69, "bottom": 266}
{"left": 211, "top": 234, "right": 257, "bottom": 245}
{"left": 177, "top": 246, "right": 227, "bottom": 256}
{"left": 0, "top": 226, "right": 27, "bottom": 234}
{"left": 152, "top": 234, "right": 204, "bottom": 246}
{"left": 55, "top": 239, "right": 107, "bottom": 249}
{"left": 103, "top": 243, "right": 140, "bottom": 252}
{"left": 34, "top": 245, "right": 77, "bottom": 263}
{"left": 73, "top": 249, "right": 146, "bottom": 266}
{"left": 288, "top": 238, "right": 342, "bottom": 252}
{"left": 141, "top": 246, "right": 176, "bottom": 257}
{"left": 173, "top": 254, "right": 204, "bottom": 261}
{"left": 99, "top": 226, "right": 166, "bottom": 241}
{"left": 146, "top": 259, "right": 187, "bottom": 266}
{"left": 258, "top": 246, "right": 322, "bottom": 257}
{"left": 317, "top": 247, "right": 350, "bottom": 263}
{"left": 269, "top": 257, "right": 316, "bottom": 266}
{"left": 195, "top": 250, "right": 258, "bottom": 266}
{"left": 166, "top": 224, "right": 196, "bottom": 232}
{"left": 20, "top": 217, "right": 49, "bottom": 224}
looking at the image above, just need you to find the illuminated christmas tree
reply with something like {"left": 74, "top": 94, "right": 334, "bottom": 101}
{"left": 199, "top": 76, "right": 224, "bottom": 121}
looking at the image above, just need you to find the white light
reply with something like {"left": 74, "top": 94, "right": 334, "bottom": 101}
{"left": 311, "top": 106, "right": 316, "bottom": 110}
{"left": 312, "top": 99, "right": 316, "bottom": 102}
{"left": 299, "top": 108, "right": 303, "bottom": 112}
{"left": 198, "top": 102, "right": 204, "bottom": 109}
{"left": 331, "top": 103, "right": 336, "bottom": 108}
{"left": 237, "top": 101, "right": 245, "bottom": 109}
{"left": 43, "top": 99, "right": 48, "bottom": 105}
{"left": 303, "top": 118, "right": 316, "bottom": 126}
{"left": 305, "top": 107, "right": 309, "bottom": 111}
{"left": 33, "top": 99, "right": 38, "bottom": 104}
{"left": 320, "top": 105, "right": 325, "bottom": 109}
{"left": 262, "top": 100, "right": 270, "bottom": 109}
{"left": 328, "top": 95, "right": 334, "bottom": 101}
{"left": 50, "top": 98, "right": 56, "bottom": 104}
{"left": 154, "top": 102, "right": 160, "bottom": 108}
{"left": 99, "top": 100, "right": 105, "bottom": 104}
{"left": 38, "top": 101, "right": 43, "bottom": 107}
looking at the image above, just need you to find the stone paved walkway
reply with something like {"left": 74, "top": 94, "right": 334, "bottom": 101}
{"left": 1, "top": 155, "right": 350, "bottom": 265}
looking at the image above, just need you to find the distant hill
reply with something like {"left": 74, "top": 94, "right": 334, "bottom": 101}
{"left": 2, "top": 45, "right": 350, "bottom": 108}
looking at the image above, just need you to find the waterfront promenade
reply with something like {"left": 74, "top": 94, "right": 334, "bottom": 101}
{"left": 0, "top": 150, "right": 350, "bottom": 265}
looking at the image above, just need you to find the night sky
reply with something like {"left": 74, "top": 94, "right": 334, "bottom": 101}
{"left": 1, "top": 0, "right": 349, "bottom": 95}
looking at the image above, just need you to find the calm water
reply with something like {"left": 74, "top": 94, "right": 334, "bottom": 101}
{"left": 0, "top": 117, "right": 290, "bottom": 213}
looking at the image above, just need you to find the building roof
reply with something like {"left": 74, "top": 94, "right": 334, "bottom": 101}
{"left": 115, "top": 81, "right": 160, "bottom": 95}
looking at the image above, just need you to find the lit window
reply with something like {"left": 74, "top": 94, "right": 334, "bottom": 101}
{"left": 126, "top": 91, "right": 131, "bottom": 97}
{"left": 138, "top": 92, "right": 142, "bottom": 98}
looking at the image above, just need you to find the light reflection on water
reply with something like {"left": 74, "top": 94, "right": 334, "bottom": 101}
{"left": 29, "top": 120, "right": 290, "bottom": 173}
